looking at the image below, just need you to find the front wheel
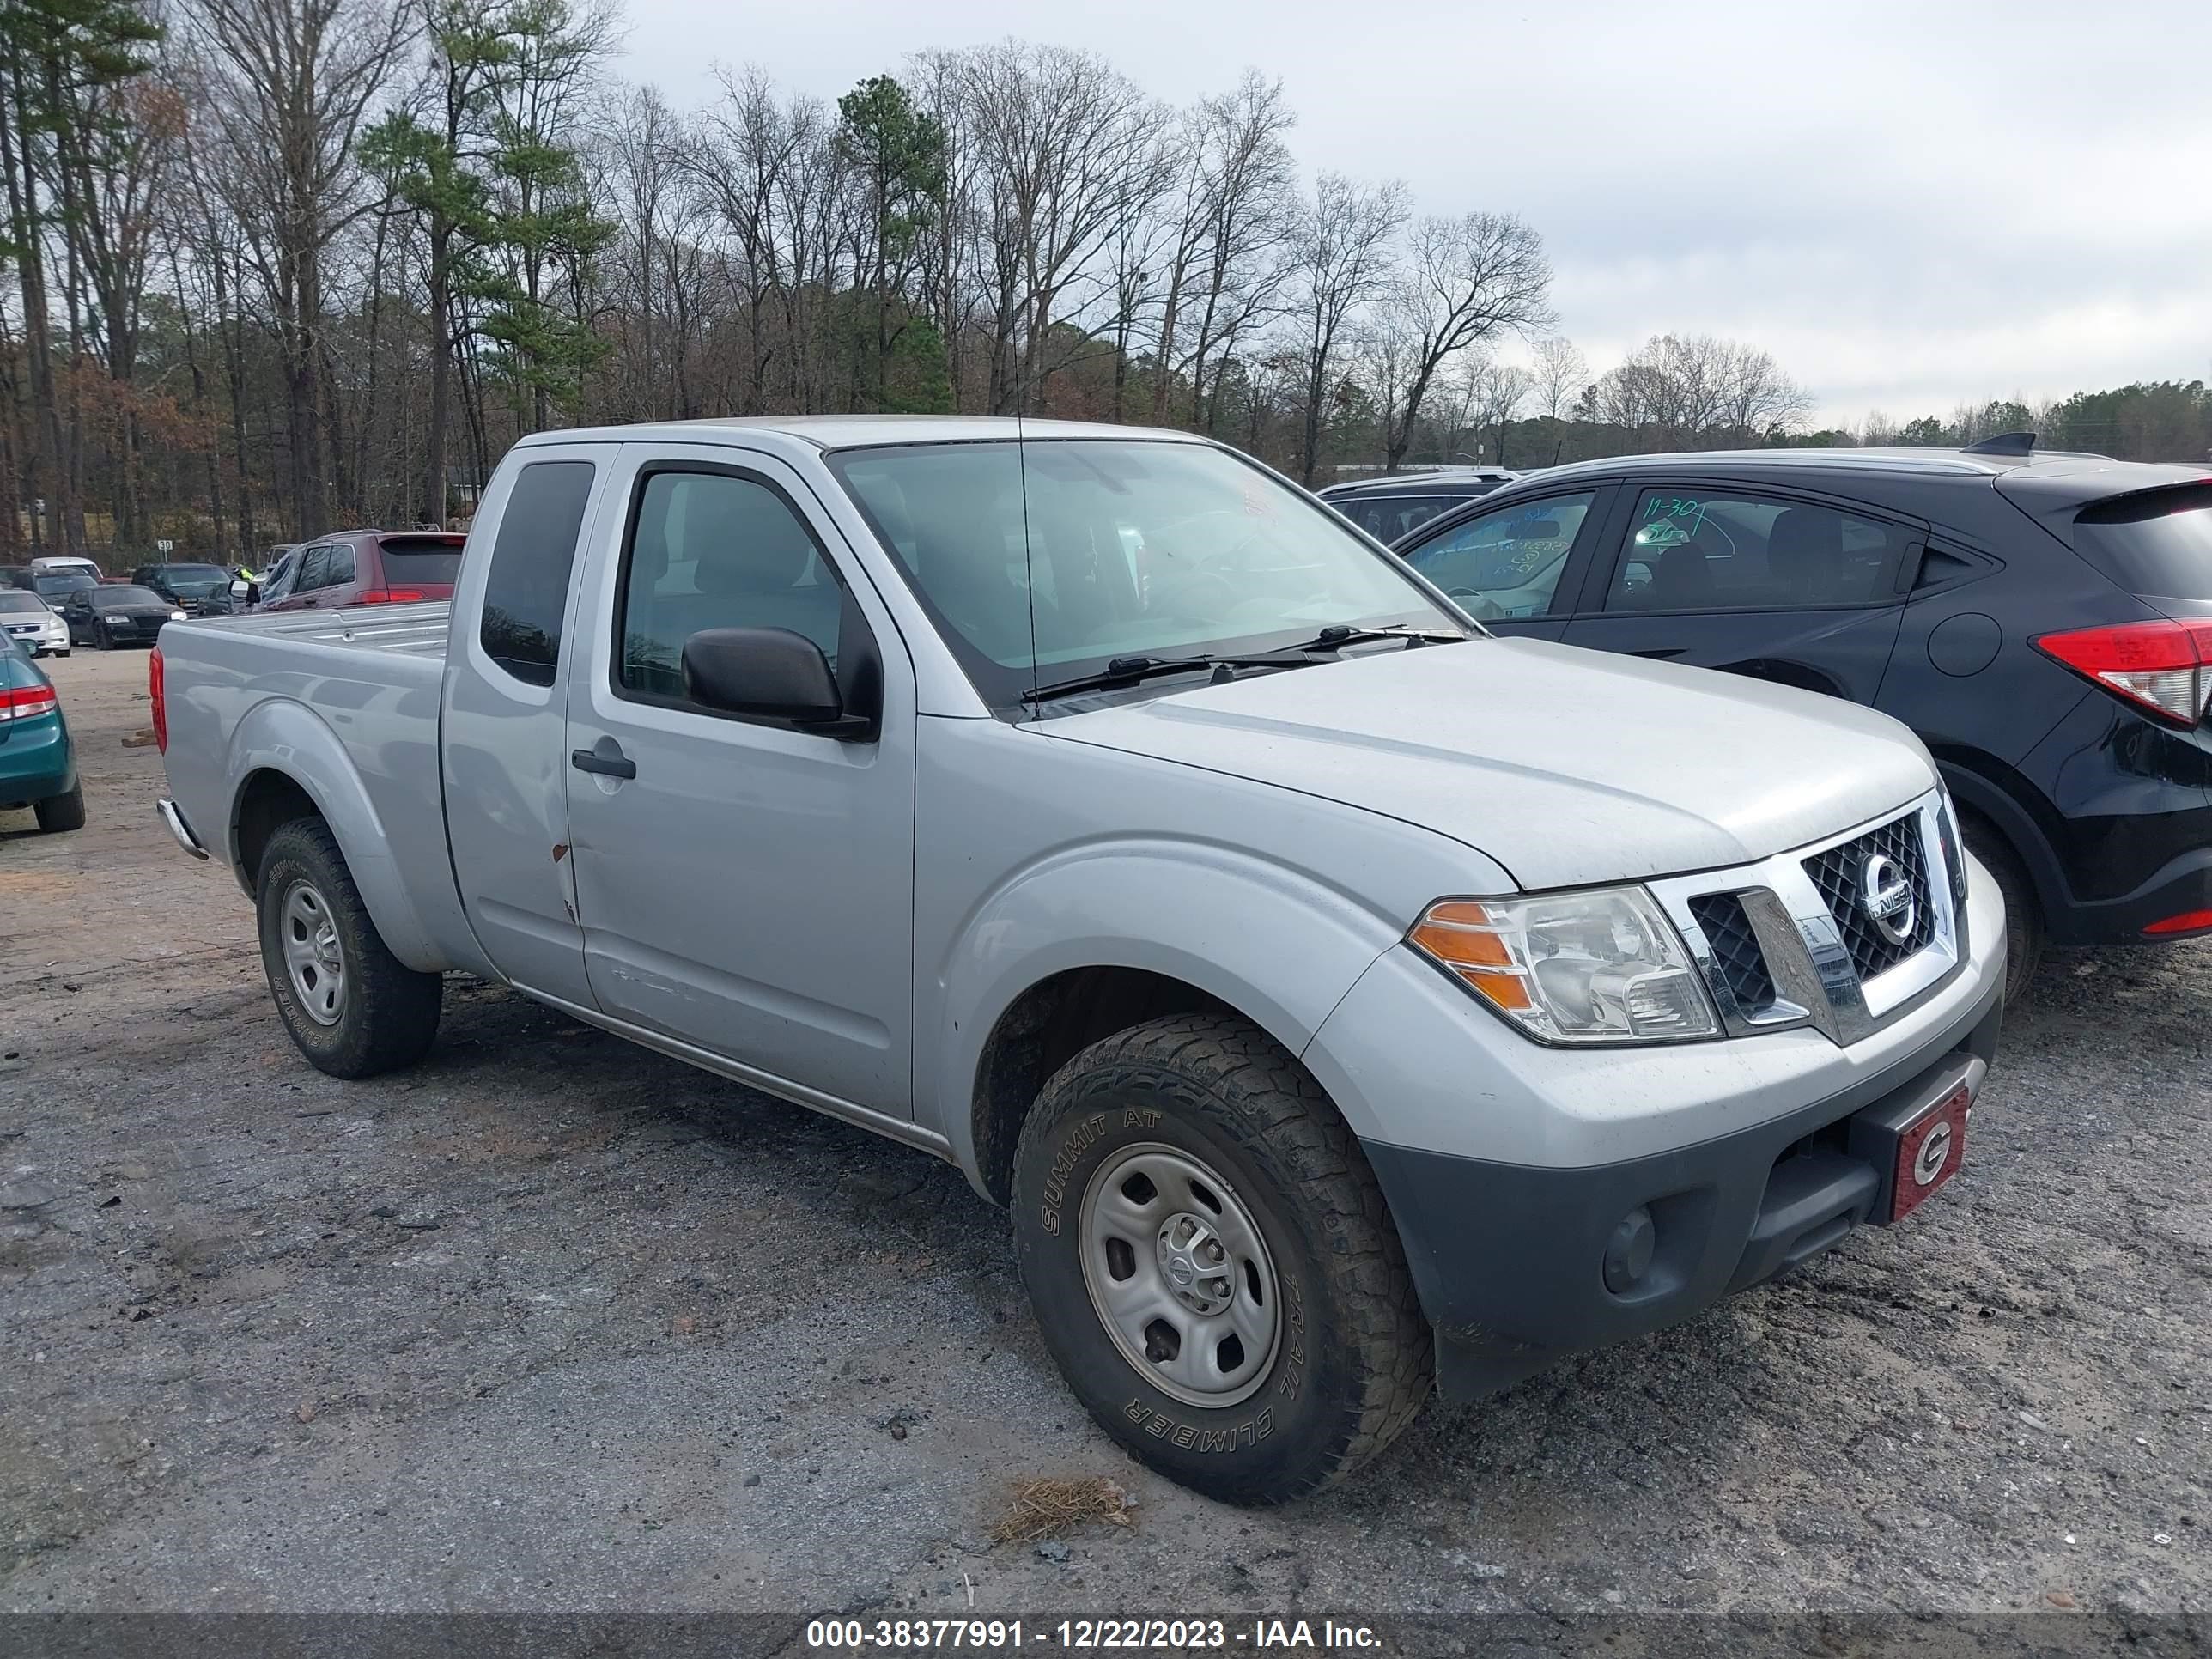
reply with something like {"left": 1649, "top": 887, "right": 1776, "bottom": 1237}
{"left": 1012, "top": 1014, "right": 1432, "bottom": 1504}
{"left": 256, "top": 818, "right": 442, "bottom": 1077}
{"left": 94, "top": 623, "right": 111, "bottom": 651}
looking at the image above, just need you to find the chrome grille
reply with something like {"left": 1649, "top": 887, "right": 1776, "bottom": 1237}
{"left": 1802, "top": 813, "right": 1934, "bottom": 984}
{"left": 1651, "top": 791, "right": 1965, "bottom": 1048}
{"left": 1687, "top": 892, "right": 1776, "bottom": 1016}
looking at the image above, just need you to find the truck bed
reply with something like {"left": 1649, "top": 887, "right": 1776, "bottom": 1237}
{"left": 191, "top": 600, "right": 454, "bottom": 664}
{"left": 155, "top": 599, "right": 482, "bottom": 976}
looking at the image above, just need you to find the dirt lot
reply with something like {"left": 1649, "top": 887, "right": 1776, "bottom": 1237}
{"left": 3, "top": 647, "right": 2208, "bottom": 1620}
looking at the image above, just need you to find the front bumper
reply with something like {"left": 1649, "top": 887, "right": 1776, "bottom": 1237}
{"left": 4, "top": 624, "right": 66, "bottom": 654}
{"left": 1301, "top": 803, "right": 2008, "bottom": 1401}
{"left": 1364, "top": 973, "right": 2001, "bottom": 1400}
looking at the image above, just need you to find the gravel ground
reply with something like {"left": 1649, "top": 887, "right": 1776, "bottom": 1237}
{"left": 2, "top": 647, "right": 2207, "bottom": 1622}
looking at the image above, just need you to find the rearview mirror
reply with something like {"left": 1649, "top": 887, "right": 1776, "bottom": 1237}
{"left": 681, "top": 626, "right": 871, "bottom": 738}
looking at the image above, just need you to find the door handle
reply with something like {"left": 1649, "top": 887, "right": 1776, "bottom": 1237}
{"left": 570, "top": 746, "right": 636, "bottom": 780}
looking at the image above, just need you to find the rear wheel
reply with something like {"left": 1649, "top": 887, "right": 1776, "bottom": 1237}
{"left": 1011, "top": 1013, "right": 1432, "bottom": 1504}
{"left": 34, "top": 782, "right": 84, "bottom": 832}
{"left": 1966, "top": 823, "right": 2042, "bottom": 1005}
{"left": 256, "top": 818, "right": 442, "bottom": 1077}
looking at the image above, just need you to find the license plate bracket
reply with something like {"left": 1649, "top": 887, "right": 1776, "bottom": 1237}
{"left": 1847, "top": 1058, "right": 1980, "bottom": 1224}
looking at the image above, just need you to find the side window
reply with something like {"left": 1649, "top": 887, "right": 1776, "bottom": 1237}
{"left": 326, "top": 544, "right": 357, "bottom": 586}
{"left": 295, "top": 545, "right": 333, "bottom": 592}
{"left": 1607, "top": 490, "right": 1908, "bottom": 612}
{"left": 1401, "top": 492, "right": 1595, "bottom": 620}
{"left": 1340, "top": 495, "right": 1449, "bottom": 543}
{"left": 480, "top": 459, "right": 597, "bottom": 686}
{"left": 616, "top": 469, "right": 847, "bottom": 706}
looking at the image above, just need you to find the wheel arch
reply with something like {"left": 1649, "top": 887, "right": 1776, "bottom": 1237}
{"left": 222, "top": 699, "right": 445, "bottom": 971}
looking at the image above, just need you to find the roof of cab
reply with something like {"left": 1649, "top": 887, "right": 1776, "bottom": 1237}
{"left": 513, "top": 414, "right": 1210, "bottom": 451}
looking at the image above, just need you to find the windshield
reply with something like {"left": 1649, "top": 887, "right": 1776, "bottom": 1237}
{"left": 830, "top": 439, "right": 1455, "bottom": 709}
{"left": 98, "top": 586, "right": 167, "bottom": 607}
{"left": 33, "top": 574, "right": 94, "bottom": 598}
{"left": 0, "top": 591, "right": 49, "bottom": 614}
{"left": 150, "top": 563, "right": 228, "bottom": 592}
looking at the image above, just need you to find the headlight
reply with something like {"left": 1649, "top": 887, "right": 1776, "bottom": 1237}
{"left": 1409, "top": 885, "right": 1719, "bottom": 1045}
{"left": 169, "top": 610, "right": 188, "bottom": 621}
{"left": 105, "top": 613, "right": 128, "bottom": 623}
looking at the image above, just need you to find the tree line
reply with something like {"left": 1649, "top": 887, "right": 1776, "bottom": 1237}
{"left": 2, "top": 1, "right": 2203, "bottom": 564}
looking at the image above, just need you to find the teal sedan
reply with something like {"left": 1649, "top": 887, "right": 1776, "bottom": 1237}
{"left": 0, "top": 631, "right": 82, "bottom": 831}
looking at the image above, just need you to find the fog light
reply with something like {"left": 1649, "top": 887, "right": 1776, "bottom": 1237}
{"left": 1602, "top": 1206, "right": 1656, "bottom": 1294}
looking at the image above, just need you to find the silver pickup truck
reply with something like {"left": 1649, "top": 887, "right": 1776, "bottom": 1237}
{"left": 153, "top": 416, "right": 2004, "bottom": 1504}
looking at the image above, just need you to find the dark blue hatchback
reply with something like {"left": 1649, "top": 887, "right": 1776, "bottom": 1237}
{"left": 1389, "top": 439, "right": 2212, "bottom": 999}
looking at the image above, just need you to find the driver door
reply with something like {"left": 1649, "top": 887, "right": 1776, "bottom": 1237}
{"left": 1393, "top": 488, "right": 1613, "bottom": 640}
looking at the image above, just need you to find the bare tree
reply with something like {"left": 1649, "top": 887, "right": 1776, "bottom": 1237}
{"left": 958, "top": 40, "right": 1152, "bottom": 415}
{"left": 1528, "top": 335, "right": 1585, "bottom": 463}
{"left": 1375, "top": 210, "right": 1552, "bottom": 471}
{"left": 1286, "top": 171, "right": 1404, "bottom": 483}
{"left": 191, "top": 0, "right": 413, "bottom": 538}
{"left": 1148, "top": 71, "right": 1297, "bottom": 429}
{"left": 1589, "top": 333, "right": 1812, "bottom": 449}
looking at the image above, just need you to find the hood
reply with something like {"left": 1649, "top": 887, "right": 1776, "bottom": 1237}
{"left": 1043, "top": 636, "right": 1935, "bottom": 890}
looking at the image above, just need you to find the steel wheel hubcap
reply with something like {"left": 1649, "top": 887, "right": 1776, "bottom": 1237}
{"left": 280, "top": 880, "right": 345, "bottom": 1025}
{"left": 1079, "top": 1142, "right": 1281, "bottom": 1408}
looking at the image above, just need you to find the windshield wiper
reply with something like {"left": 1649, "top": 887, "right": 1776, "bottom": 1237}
{"left": 1290, "top": 623, "right": 1475, "bottom": 653}
{"left": 1022, "top": 653, "right": 1320, "bottom": 705}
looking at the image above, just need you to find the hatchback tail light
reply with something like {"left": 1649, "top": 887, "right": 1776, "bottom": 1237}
{"left": 150, "top": 645, "right": 167, "bottom": 753}
{"left": 2033, "top": 618, "right": 2212, "bottom": 727}
{"left": 0, "top": 683, "right": 59, "bottom": 721}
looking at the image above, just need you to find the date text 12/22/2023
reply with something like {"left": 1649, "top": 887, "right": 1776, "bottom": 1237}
{"left": 805, "top": 1617, "right": 1383, "bottom": 1651}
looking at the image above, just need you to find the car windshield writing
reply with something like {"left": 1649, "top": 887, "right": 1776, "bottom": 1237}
{"left": 830, "top": 439, "right": 1452, "bottom": 707}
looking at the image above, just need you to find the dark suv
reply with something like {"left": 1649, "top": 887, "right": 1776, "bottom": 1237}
{"left": 132, "top": 562, "right": 236, "bottom": 616}
{"left": 1389, "top": 440, "right": 2212, "bottom": 997}
{"left": 258, "top": 529, "right": 465, "bottom": 611}
{"left": 1318, "top": 467, "right": 1520, "bottom": 543}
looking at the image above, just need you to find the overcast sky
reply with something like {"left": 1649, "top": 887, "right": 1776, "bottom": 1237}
{"left": 613, "top": 1, "right": 2212, "bottom": 427}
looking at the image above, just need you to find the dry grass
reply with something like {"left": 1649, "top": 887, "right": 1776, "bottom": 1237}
{"left": 989, "top": 1476, "right": 1137, "bottom": 1543}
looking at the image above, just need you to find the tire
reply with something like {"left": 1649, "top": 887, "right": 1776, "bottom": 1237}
{"left": 1012, "top": 1013, "right": 1432, "bottom": 1505}
{"left": 1966, "top": 823, "right": 2042, "bottom": 1006}
{"left": 33, "top": 782, "right": 84, "bottom": 832}
{"left": 94, "top": 624, "right": 111, "bottom": 651}
{"left": 256, "top": 817, "right": 442, "bottom": 1078}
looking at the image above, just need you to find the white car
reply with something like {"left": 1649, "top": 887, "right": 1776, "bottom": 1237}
{"left": 0, "top": 590, "right": 70, "bottom": 657}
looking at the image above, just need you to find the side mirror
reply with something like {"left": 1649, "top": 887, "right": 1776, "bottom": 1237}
{"left": 681, "top": 626, "right": 872, "bottom": 738}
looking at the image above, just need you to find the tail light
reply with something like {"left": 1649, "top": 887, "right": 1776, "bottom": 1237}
{"left": 150, "top": 645, "right": 167, "bottom": 753}
{"left": 2032, "top": 618, "right": 2212, "bottom": 728}
{"left": 0, "top": 683, "right": 59, "bottom": 721}
{"left": 353, "top": 588, "right": 426, "bottom": 605}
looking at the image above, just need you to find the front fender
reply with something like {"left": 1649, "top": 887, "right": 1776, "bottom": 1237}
{"left": 933, "top": 838, "right": 1419, "bottom": 1188}
{"left": 224, "top": 697, "right": 445, "bottom": 972}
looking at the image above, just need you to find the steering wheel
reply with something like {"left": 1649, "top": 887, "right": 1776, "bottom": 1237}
{"left": 1448, "top": 588, "right": 1507, "bottom": 622}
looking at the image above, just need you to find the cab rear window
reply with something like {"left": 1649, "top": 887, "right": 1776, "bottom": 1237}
{"left": 2074, "top": 483, "right": 2212, "bottom": 599}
